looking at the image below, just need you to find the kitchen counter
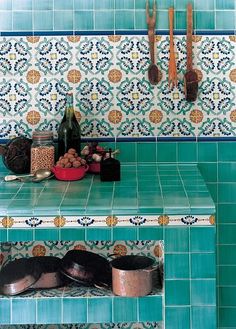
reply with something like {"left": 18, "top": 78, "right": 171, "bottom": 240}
{"left": 0, "top": 163, "right": 214, "bottom": 218}
{"left": 0, "top": 161, "right": 216, "bottom": 327}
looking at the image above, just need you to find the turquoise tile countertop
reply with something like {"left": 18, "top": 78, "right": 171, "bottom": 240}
{"left": 0, "top": 163, "right": 215, "bottom": 217}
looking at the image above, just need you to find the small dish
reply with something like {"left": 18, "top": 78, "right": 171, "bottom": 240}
{"left": 88, "top": 162, "right": 101, "bottom": 173}
{"left": 51, "top": 164, "right": 89, "bottom": 181}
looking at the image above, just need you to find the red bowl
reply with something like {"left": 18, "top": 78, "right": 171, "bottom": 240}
{"left": 51, "top": 165, "right": 89, "bottom": 181}
{"left": 88, "top": 162, "right": 101, "bottom": 173}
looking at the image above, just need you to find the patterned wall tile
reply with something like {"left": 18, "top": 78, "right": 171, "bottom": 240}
{"left": 0, "top": 34, "right": 235, "bottom": 140}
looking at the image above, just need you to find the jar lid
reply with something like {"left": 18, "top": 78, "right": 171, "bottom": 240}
{"left": 32, "top": 130, "right": 53, "bottom": 140}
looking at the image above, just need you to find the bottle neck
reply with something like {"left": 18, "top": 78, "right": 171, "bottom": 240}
{"left": 65, "top": 94, "right": 75, "bottom": 127}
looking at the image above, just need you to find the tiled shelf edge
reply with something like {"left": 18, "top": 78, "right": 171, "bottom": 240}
{"left": 0, "top": 285, "right": 163, "bottom": 325}
{"left": 0, "top": 218, "right": 215, "bottom": 243}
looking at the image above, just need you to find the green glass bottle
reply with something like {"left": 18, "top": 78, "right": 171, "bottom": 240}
{"left": 57, "top": 93, "right": 81, "bottom": 158}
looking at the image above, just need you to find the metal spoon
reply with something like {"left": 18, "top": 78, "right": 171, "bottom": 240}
{"left": 4, "top": 169, "right": 52, "bottom": 182}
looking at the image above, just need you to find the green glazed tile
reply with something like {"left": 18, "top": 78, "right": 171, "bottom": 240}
{"left": 216, "top": 0, "right": 235, "bottom": 9}
{"left": 219, "top": 287, "right": 236, "bottom": 306}
{"left": 165, "top": 280, "right": 190, "bottom": 305}
{"left": 12, "top": 299, "right": 36, "bottom": 324}
{"left": 218, "top": 204, "right": 236, "bottom": 223}
{"left": 218, "top": 224, "right": 236, "bottom": 244}
{"left": 165, "top": 254, "right": 190, "bottom": 279}
{"left": 198, "top": 163, "right": 217, "bottom": 182}
{"left": 216, "top": 11, "right": 235, "bottom": 29}
{"left": 219, "top": 142, "right": 236, "bottom": 161}
{"left": 156, "top": 0, "right": 174, "bottom": 9}
{"left": 198, "top": 142, "right": 217, "bottom": 162}
{"left": 219, "top": 245, "right": 236, "bottom": 265}
{"left": 8, "top": 229, "right": 34, "bottom": 242}
{"left": 0, "top": 299, "right": 10, "bottom": 324}
{"left": 165, "top": 307, "right": 190, "bottom": 329}
{"left": 135, "top": 0, "right": 146, "bottom": 9}
{"left": 195, "top": 11, "right": 215, "bottom": 29}
{"left": 194, "top": 0, "right": 214, "bottom": 10}
{"left": 0, "top": 1, "right": 12, "bottom": 10}
{"left": 34, "top": 228, "right": 60, "bottom": 241}
{"left": 37, "top": 298, "right": 61, "bottom": 324}
{"left": 113, "top": 297, "right": 137, "bottom": 322}
{"left": 191, "top": 280, "right": 216, "bottom": 305}
{"left": 95, "top": 11, "right": 114, "bottom": 30}
{"left": 13, "top": 0, "right": 32, "bottom": 10}
{"left": 63, "top": 298, "right": 87, "bottom": 323}
{"left": 115, "top": 0, "right": 134, "bottom": 9}
{"left": 88, "top": 298, "right": 112, "bottom": 323}
{"left": 177, "top": 142, "right": 197, "bottom": 162}
{"left": 137, "top": 142, "right": 156, "bottom": 162}
{"left": 13, "top": 11, "right": 32, "bottom": 30}
{"left": 219, "top": 307, "right": 236, "bottom": 327}
{"left": 0, "top": 13, "right": 12, "bottom": 30}
{"left": 191, "top": 306, "right": 216, "bottom": 329}
{"left": 0, "top": 229, "right": 7, "bottom": 242}
{"left": 157, "top": 142, "right": 177, "bottom": 162}
{"left": 33, "top": 0, "right": 52, "bottom": 10}
{"left": 175, "top": 10, "right": 186, "bottom": 29}
{"left": 165, "top": 227, "right": 189, "bottom": 253}
{"left": 191, "top": 253, "right": 216, "bottom": 278}
{"left": 116, "top": 142, "right": 137, "bottom": 163}
{"left": 219, "top": 163, "right": 236, "bottom": 182}
{"left": 60, "top": 228, "right": 85, "bottom": 241}
{"left": 74, "top": 0, "right": 93, "bottom": 10}
{"left": 75, "top": 11, "right": 94, "bottom": 30}
{"left": 54, "top": 0, "right": 73, "bottom": 9}
{"left": 219, "top": 265, "right": 236, "bottom": 286}
{"left": 138, "top": 227, "right": 163, "bottom": 240}
{"left": 54, "top": 10, "right": 73, "bottom": 30}
{"left": 206, "top": 183, "right": 217, "bottom": 203}
{"left": 34, "top": 11, "right": 53, "bottom": 30}
{"left": 94, "top": 0, "right": 113, "bottom": 9}
{"left": 218, "top": 183, "right": 236, "bottom": 203}
{"left": 156, "top": 10, "right": 169, "bottom": 30}
{"left": 135, "top": 11, "right": 146, "bottom": 29}
{"left": 139, "top": 296, "right": 162, "bottom": 322}
{"left": 190, "top": 227, "right": 215, "bottom": 252}
{"left": 113, "top": 227, "right": 138, "bottom": 240}
{"left": 86, "top": 228, "right": 112, "bottom": 241}
{"left": 115, "top": 10, "right": 135, "bottom": 30}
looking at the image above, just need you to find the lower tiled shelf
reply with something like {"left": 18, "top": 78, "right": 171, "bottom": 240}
{"left": 0, "top": 283, "right": 163, "bottom": 325}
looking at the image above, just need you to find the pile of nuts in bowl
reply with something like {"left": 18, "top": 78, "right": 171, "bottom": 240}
{"left": 55, "top": 148, "right": 87, "bottom": 168}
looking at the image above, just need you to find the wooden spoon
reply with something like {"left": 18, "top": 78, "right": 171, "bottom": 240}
{"left": 184, "top": 3, "right": 198, "bottom": 102}
{"left": 168, "top": 7, "right": 177, "bottom": 88}
{"left": 146, "top": 0, "right": 159, "bottom": 85}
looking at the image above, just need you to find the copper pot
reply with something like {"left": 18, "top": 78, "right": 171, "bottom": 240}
{"left": 61, "top": 250, "right": 111, "bottom": 286}
{"left": 110, "top": 255, "right": 156, "bottom": 297}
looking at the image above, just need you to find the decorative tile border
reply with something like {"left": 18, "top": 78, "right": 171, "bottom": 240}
{"left": 0, "top": 214, "right": 215, "bottom": 229}
{"left": 0, "top": 324, "right": 163, "bottom": 329}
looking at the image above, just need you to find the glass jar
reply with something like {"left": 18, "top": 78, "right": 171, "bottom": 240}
{"left": 30, "top": 130, "right": 55, "bottom": 174}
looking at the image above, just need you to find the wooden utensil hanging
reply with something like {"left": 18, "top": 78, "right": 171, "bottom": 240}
{"left": 184, "top": 3, "right": 198, "bottom": 102}
{"left": 146, "top": 0, "right": 159, "bottom": 85}
{"left": 168, "top": 7, "right": 177, "bottom": 88}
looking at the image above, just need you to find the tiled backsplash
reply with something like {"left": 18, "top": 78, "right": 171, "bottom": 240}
{"left": 0, "top": 34, "right": 235, "bottom": 140}
{"left": 0, "top": 0, "right": 235, "bottom": 32}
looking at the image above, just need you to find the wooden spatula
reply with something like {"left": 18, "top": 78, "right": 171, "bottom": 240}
{"left": 184, "top": 3, "right": 198, "bottom": 102}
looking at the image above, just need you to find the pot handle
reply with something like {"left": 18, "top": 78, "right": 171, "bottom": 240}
{"left": 143, "top": 265, "right": 158, "bottom": 273}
